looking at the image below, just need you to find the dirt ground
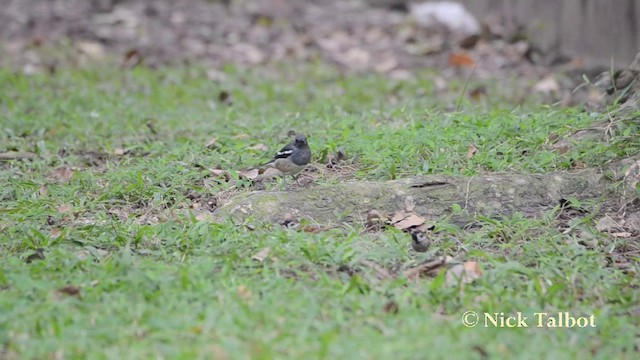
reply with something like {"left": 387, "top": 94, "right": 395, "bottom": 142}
{"left": 1, "top": 0, "right": 611, "bottom": 105}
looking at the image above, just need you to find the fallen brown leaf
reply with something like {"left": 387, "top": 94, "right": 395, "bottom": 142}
{"left": 195, "top": 213, "right": 212, "bottom": 222}
{"left": 468, "top": 86, "right": 486, "bottom": 100}
{"left": 209, "top": 168, "right": 229, "bottom": 178}
{"left": 383, "top": 301, "right": 399, "bottom": 314}
{"left": 596, "top": 216, "right": 623, "bottom": 233}
{"left": 39, "top": 184, "right": 49, "bottom": 197}
{"left": 50, "top": 228, "right": 62, "bottom": 238}
{"left": 448, "top": 52, "right": 476, "bottom": 68}
{"left": 252, "top": 247, "right": 271, "bottom": 262}
{"left": 51, "top": 167, "right": 74, "bottom": 183}
{"left": 404, "top": 256, "right": 454, "bottom": 279}
{"left": 57, "top": 285, "right": 81, "bottom": 297}
{"left": 77, "top": 41, "right": 105, "bottom": 60}
{"left": 113, "top": 148, "right": 125, "bottom": 156}
{"left": 459, "top": 34, "right": 480, "bottom": 49}
{"left": 534, "top": 76, "right": 560, "bottom": 95}
{"left": 466, "top": 144, "right": 478, "bottom": 159}
{"left": 446, "top": 261, "right": 482, "bottom": 286}
{"left": 122, "top": 48, "right": 143, "bottom": 68}
{"left": 393, "top": 214, "right": 426, "bottom": 230}
{"left": 237, "top": 285, "right": 252, "bottom": 301}
{"left": 390, "top": 210, "right": 407, "bottom": 224}
{"left": 238, "top": 168, "right": 260, "bottom": 180}
{"left": 571, "top": 160, "right": 587, "bottom": 169}
{"left": 57, "top": 204, "right": 73, "bottom": 214}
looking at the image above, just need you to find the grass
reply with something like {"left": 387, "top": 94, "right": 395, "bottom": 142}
{"left": 1, "top": 63, "right": 639, "bottom": 359}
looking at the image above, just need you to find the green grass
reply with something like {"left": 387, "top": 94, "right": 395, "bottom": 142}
{"left": 1, "top": 64, "right": 639, "bottom": 359}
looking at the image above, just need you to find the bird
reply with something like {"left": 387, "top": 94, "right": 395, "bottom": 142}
{"left": 410, "top": 231, "right": 430, "bottom": 252}
{"left": 262, "top": 134, "right": 311, "bottom": 179}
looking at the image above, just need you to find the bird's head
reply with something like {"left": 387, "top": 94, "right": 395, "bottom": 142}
{"left": 294, "top": 134, "right": 308, "bottom": 146}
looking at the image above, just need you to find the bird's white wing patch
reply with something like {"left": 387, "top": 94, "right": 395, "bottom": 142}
{"left": 276, "top": 149, "right": 293, "bottom": 157}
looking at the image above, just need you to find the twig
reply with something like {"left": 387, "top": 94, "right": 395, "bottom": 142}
{"left": 403, "top": 256, "right": 449, "bottom": 279}
{"left": 455, "top": 66, "right": 476, "bottom": 113}
{"left": 463, "top": 176, "right": 474, "bottom": 210}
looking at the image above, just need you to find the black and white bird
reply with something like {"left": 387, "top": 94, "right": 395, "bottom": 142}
{"left": 263, "top": 134, "right": 311, "bottom": 178}
{"left": 410, "top": 231, "right": 430, "bottom": 252}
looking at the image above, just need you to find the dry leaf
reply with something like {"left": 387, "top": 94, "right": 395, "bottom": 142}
{"left": 596, "top": 216, "right": 623, "bottom": 233}
{"left": 205, "top": 138, "right": 218, "bottom": 149}
{"left": 626, "top": 212, "right": 640, "bottom": 232}
{"left": 468, "top": 86, "right": 486, "bottom": 100}
{"left": 0, "top": 151, "right": 37, "bottom": 161}
{"left": 52, "top": 167, "right": 74, "bottom": 183}
{"left": 238, "top": 168, "right": 260, "bottom": 180}
{"left": 534, "top": 76, "right": 560, "bottom": 95}
{"left": 393, "top": 214, "right": 426, "bottom": 230}
{"left": 459, "top": 34, "right": 480, "bottom": 49}
{"left": 57, "top": 285, "right": 81, "bottom": 297}
{"left": 77, "top": 41, "right": 105, "bottom": 60}
{"left": 446, "top": 261, "right": 482, "bottom": 286}
{"left": 122, "top": 48, "right": 143, "bottom": 68}
{"left": 209, "top": 168, "right": 229, "bottom": 178}
{"left": 237, "top": 285, "right": 252, "bottom": 301}
{"left": 249, "top": 143, "right": 269, "bottom": 151}
{"left": 466, "top": 144, "right": 478, "bottom": 159}
{"left": 448, "top": 52, "right": 476, "bottom": 68}
{"left": 39, "top": 184, "right": 49, "bottom": 197}
{"left": 113, "top": 148, "right": 125, "bottom": 156}
{"left": 390, "top": 210, "right": 407, "bottom": 224}
{"left": 434, "top": 76, "right": 448, "bottom": 91}
{"left": 383, "top": 301, "right": 399, "bottom": 314}
{"left": 403, "top": 256, "right": 454, "bottom": 279}
{"left": 570, "top": 160, "right": 587, "bottom": 169}
{"left": 374, "top": 55, "right": 398, "bottom": 73}
{"left": 252, "top": 247, "right": 271, "bottom": 262}
{"left": 195, "top": 213, "right": 212, "bottom": 222}
{"left": 57, "top": 204, "right": 73, "bottom": 214}
{"left": 552, "top": 144, "right": 570, "bottom": 155}
{"left": 50, "top": 228, "right": 62, "bottom": 238}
